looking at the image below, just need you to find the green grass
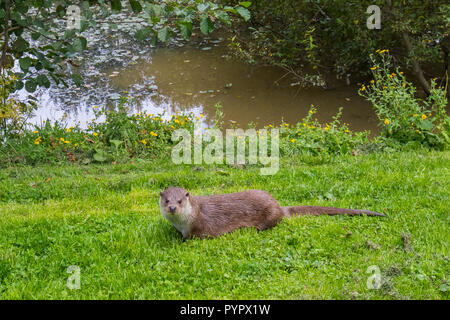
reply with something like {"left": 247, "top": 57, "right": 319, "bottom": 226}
{"left": 0, "top": 150, "right": 449, "bottom": 299}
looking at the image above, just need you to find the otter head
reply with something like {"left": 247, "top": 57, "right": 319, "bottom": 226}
{"left": 159, "top": 187, "right": 190, "bottom": 215}
{"left": 159, "top": 187, "right": 193, "bottom": 237}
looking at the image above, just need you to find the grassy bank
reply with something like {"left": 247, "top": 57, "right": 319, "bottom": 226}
{"left": 0, "top": 150, "right": 448, "bottom": 299}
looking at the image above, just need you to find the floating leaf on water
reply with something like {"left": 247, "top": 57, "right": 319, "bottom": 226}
{"left": 225, "top": 83, "right": 232, "bottom": 88}
{"left": 185, "top": 92, "right": 193, "bottom": 96}
{"left": 201, "top": 47, "right": 212, "bottom": 51}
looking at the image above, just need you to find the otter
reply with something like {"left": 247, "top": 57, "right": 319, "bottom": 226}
{"left": 159, "top": 187, "right": 384, "bottom": 240}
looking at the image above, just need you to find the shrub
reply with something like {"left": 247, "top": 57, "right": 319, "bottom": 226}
{"left": 277, "top": 106, "right": 369, "bottom": 156}
{"left": 359, "top": 51, "right": 449, "bottom": 148}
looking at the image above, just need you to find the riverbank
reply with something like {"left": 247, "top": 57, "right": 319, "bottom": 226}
{"left": 0, "top": 150, "right": 448, "bottom": 299}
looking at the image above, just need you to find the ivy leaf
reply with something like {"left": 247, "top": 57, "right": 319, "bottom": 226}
{"left": 200, "top": 17, "right": 214, "bottom": 35}
{"left": 236, "top": 6, "right": 251, "bottom": 21}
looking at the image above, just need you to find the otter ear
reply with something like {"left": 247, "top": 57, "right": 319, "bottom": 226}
{"left": 185, "top": 192, "right": 189, "bottom": 197}
{"left": 160, "top": 192, "right": 163, "bottom": 197}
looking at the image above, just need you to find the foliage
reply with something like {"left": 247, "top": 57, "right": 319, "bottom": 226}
{"left": 225, "top": 0, "right": 450, "bottom": 92}
{"left": 0, "top": 69, "right": 35, "bottom": 135}
{"left": 0, "top": 0, "right": 251, "bottom": 92}
{"left": 277, "top": 106, "right": 369, "bottom": 156}
{"left": 359, "top": 51, "right": 449, "bottom": 148}
{"left": 0, "top": 96, "right": 197, "bottom": 166}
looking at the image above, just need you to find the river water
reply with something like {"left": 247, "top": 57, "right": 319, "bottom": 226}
{"left": 12, "top": 11, "right": 379, "bottom": 133}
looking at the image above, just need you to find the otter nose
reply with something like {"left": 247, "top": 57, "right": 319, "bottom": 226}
{"left": 169, "top": 206, "right": 176, "bottom": 213}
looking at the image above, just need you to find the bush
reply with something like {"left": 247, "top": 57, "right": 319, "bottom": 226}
{"left": 359, "top": 51, "right": 449, "bottom": 148}
{"left": 0, "top": 96, "right": 197, "bottom": 166}
{"left": 277, "top": 106, "right": 369, "bottom": 156}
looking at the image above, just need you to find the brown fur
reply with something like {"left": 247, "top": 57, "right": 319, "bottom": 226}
{"left": 159, "top": 187, "right": 384, "bottom": 240}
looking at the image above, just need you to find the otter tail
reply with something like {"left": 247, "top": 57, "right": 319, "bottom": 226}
{"left": 282, "top": 206, "right": 385, "bottom": 217}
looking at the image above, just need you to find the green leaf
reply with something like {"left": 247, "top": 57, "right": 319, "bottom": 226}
{"left": 236, "top": 6, "right": 250, "bottom": 22}
{"left": 25, "top": 79, "right": 37, "bottom": 93}
{"left": 15, "top": 80, "right": 24, "bottom": 91}
{"left": 178, "top": 21, "right": 193, "bottom": 39}
{"left": 418, "top": 119, "right": 433, "bottom": 131}
{"left": 129, "top": 0, "right": 142, "bottom": 13}
{"left": 197, "top": 3, "right": 210, "bottom": 12}
{"left": 111, "top": 0, "right": 122, "bottom": 12}
{"left": 12, "top": 38, "right": 29, "bottom": 52}
{"left": 93, "top": 152, "right": 108, "bottom": 162}
{"left": 200, "top": 17, "right": 215, "bottom": 35}
{"left": 110, "top": 140, "right": 123, "bottom": 148}
{"left": 135, "top": 26, "right": 153, "bottom": 41}
{"left": 71, "top": 74, "right": 83, "bottom": 86}
{"left": 31, "top": 32, "right": 41, "bottom": 41}
{"left": 19, "top": 57, "right": 33, "bottom": 72}
{"left": 36, "top": 74, "right": 51, "bottom": 88}
{"left": 72, "top": 37, "right": 87, "bottom": 52}
{"left": 157, "top": 26, "right": 171, "bottom": 42}
{"left": 239, "top": 2, "right": 252, "bottom": 8}
{"left": 215, "top": 11, "right": 231, "bottom": 26}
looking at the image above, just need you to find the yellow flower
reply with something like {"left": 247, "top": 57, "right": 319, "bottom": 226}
{"left": 324, "top": 127, "right": 329, "bottom": 130}
{"left": 64, "top": 140, "right": 70, "bottom": 144}
{"left": 140, "top": 139, "right": 147, "bottom": 145}
{"left": 384, "top": 119, "right": 390, "bottom": 125}
{"left": 33, "top": 130, "right": 39, "bottom": 134}
{"left": 291, "top": 139, "right": 296, "bottom": 143}
{"left": 150, "top": 131, "right": 158, "bottom": 137}
{"left": 74, "top": 143, "right": 78, "bottom": 147}
{"left": 370, "top": 80, "right": 375, "bottom": 84}
{"left": 60, "top": 137, "right": 65, "bottom": 142}
{"left": 93, "top": 132, "right": 98, "bottom": 136}
{"left": 361, "top": 86, "right": 366, "bottom": 91}
{"left": 370, "top": 66, "right": 377, "bottom": 70}
{"left": 421, "top": 114, "right": 427, "bottom": 120}
{"left": 66, "top": 128, "right": 71, "bottom": 133}
{"left": 174, "top": 119, "right": 180, "bottom": 124}
{"left": 34, "top": 137, "right": 42, "bottom": 145}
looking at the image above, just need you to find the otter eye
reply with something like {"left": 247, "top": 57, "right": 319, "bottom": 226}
{"left": 178, "top": 200, "right": 182, "bottom": 204}
{"left": 165, "top": 199, "right": 169, "bottom": 204}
